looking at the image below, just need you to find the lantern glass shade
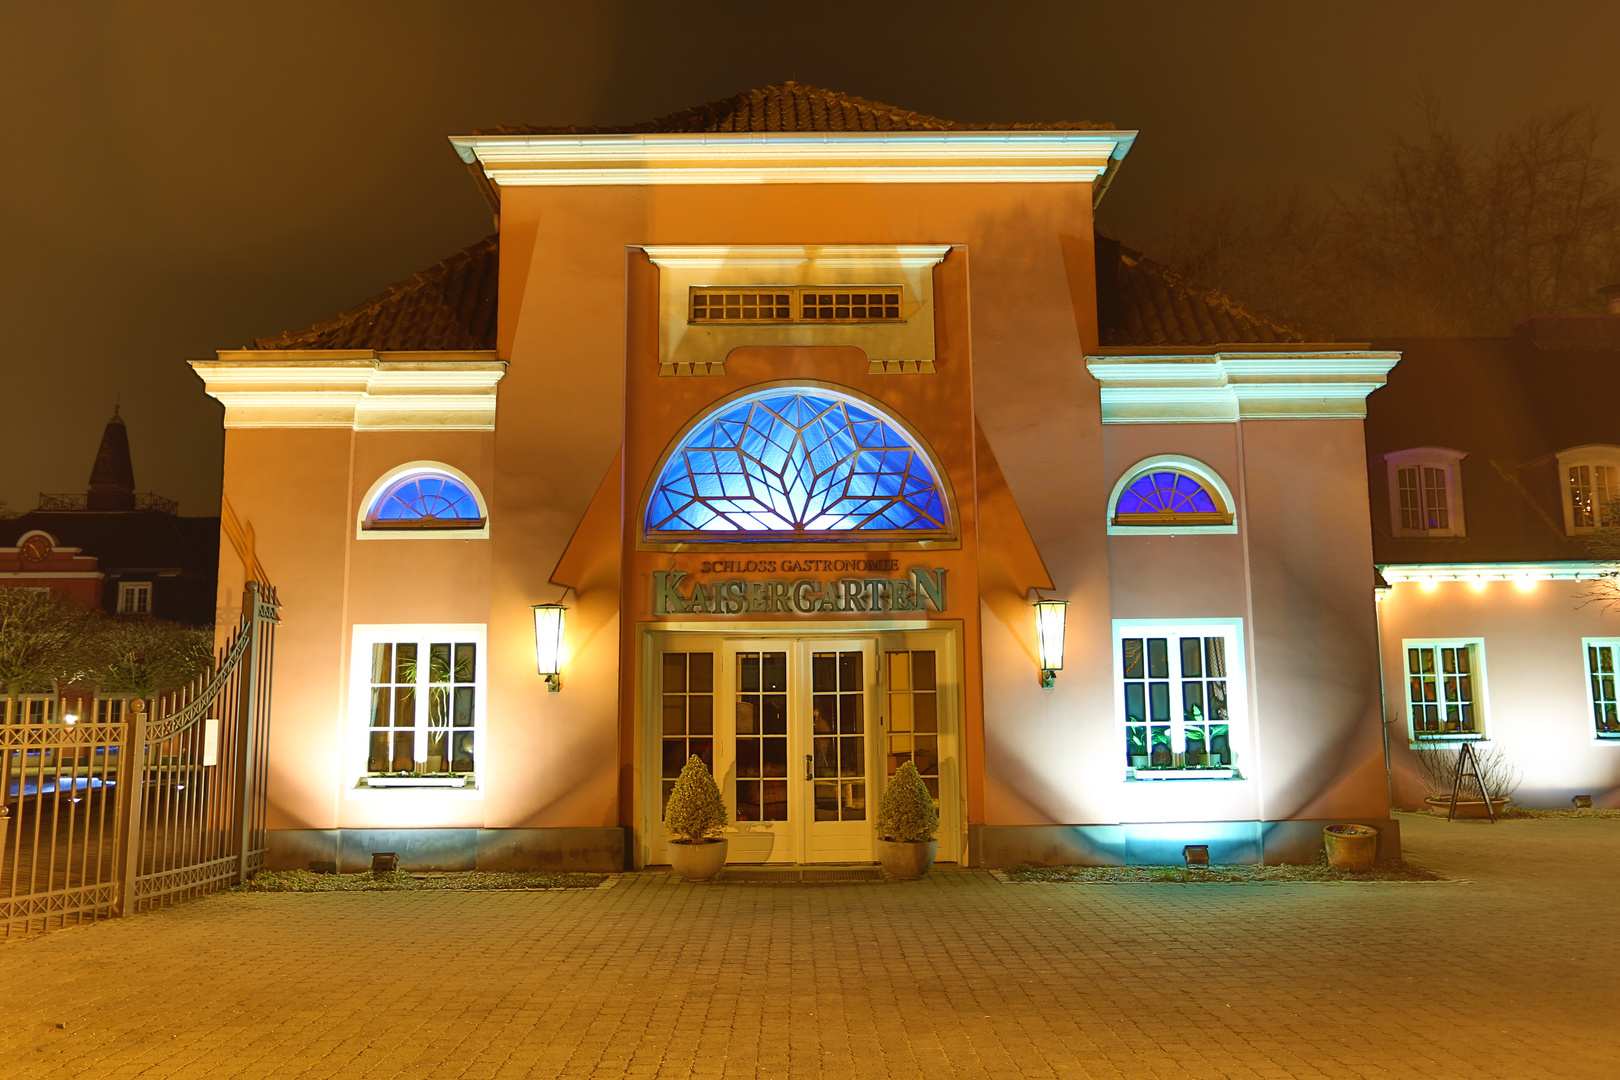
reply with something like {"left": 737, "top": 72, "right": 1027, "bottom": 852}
{"left": 531, "top": 604, "right": 566, "bottom": 690}
{"left": 1033, "top": 599, "right": 1068, "bottom": 685}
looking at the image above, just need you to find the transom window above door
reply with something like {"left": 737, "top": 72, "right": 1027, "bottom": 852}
{"left": 358, "top": 462, "right": 489, "bottom": 539}
{"left": 644, "top": 387, "right": 952, "bottom": 541}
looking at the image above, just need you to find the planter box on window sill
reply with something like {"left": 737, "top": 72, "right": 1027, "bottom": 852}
{"left": 362, "top": 775, "right": 473, "bottom": 789}
{"left": 1128, "top": 767, "right": 1238, "bottom": 781}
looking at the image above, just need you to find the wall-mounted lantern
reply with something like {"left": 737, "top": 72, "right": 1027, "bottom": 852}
{"left": 1032, "top": 598, "right": 1068, "bottom": 688}
{"left": 531, "top": 603, "right": 566, "bottom": 693}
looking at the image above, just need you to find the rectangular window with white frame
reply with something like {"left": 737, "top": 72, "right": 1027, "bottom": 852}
{"left": 350, "top": 625, "right": 485, "bottom": 790}
{"left": 1582, "top": 640, "right": 1620, "bottom": 740}
{"left": 118, "top": 582, "right": 151, "bottom": 615}
{"left": 1404, "top": 639, "right": 1487, "bottom": 742}
{"left": 1115, "top": 620, "right": 1245, "bottom": 779}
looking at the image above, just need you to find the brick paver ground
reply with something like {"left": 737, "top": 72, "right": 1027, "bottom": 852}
{"left": 2, "top": 812, "right": 1616, "bottom": 1079}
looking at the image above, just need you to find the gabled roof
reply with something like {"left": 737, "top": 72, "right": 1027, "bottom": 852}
{"left": 472, "top": 81, "right": 1113, "bottom": 137}
{"left": 1093, "top": 236, "right": 1311, "bottom": 347}
{"left": 252, "top": 235, "right": 498, "bottom": 351}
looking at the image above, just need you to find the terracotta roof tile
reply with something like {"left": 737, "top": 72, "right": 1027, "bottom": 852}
{"left": 253, "top": 235, "right": 497, "bottom": 351}
{"left": 1094, "top": 236, "right": 1311, "bottom": 347}
{"left": 473, "top": 82, "right": 1113, "bottom": 136}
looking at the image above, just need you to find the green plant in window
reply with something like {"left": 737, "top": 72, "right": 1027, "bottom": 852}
{"left": 877, "top": 760, "right": 939, "bottom": 843}
{"left": 663, "top": 755, "right": 727, "bottom": 843}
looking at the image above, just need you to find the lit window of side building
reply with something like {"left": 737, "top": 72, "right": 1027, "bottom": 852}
{"left": 191, "top": 83, "right": 1404, "bottom": 873}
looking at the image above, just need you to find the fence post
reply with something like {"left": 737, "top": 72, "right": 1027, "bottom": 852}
{"left": 114, "top": 700, "right": 148, "bottom": 917}
{"left": 231, "top": 583, "right": 265, "bottom": 885}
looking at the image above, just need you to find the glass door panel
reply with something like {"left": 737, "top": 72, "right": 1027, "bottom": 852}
{"left": 734, "top": 650, "right": 789, "bottom": 822}
{"left": 805, "top": 642, "right": 876, "bottom": 862}
{"left": 659, "top": 651, "right": 715, "bottom": 812}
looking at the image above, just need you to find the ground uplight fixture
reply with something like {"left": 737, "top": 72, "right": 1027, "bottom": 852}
{"left": 531, "top": 603, "right": 567, "bottom": 693}
{"left": 1032, "top": 598, "right": 1068, "bottom": 688}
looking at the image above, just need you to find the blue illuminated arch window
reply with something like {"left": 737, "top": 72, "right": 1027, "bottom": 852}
{"left": 645, "top": 389, "right": 950, "bottom": 539}
{"left": 365, "top": 469, "right": 485, "bottom": 530}
{"left": 1111, "top": 462, "right": 1233, "bottom": 528}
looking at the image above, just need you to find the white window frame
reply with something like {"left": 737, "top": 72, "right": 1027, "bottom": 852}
{"left": 1402, "top": 638, "right": 1490, "bottom": 747}
{"left": 118, "top": 581, "right": 152, "bottom": 615}
{"left": 1112, "top": 619, "right": 1248, "bottom": 780}
{"left": 356, "top": 461, "right": 490, "bottom": 541}
{"left": 1106, "top": 455, "right": 1238, "bottom": 536}
{"left": 1581, "top": 639, "right": 1620, "bottom": 743}
{"left": 1556, "top": 446, "right": 1620, "bottom": 535}
{"left": 1384, "top": 447, "right": 1466, "bottom": 538}
{"left": 347, "top": 624, "right": 487, "bottom": 798}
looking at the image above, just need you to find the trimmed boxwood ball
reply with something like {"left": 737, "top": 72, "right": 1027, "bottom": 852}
{"left": 663, "top": 755, "right": 727, "bottom": 843}
{"left": 877, "top": 761, "right": 939, "bottom": 843}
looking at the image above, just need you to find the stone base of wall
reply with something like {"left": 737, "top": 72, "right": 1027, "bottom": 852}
{"left": 969, "top": 818, "right": 1401, "bottom": 867}
{"left": 266, "top": 827, "right": 629, "bottom": 874}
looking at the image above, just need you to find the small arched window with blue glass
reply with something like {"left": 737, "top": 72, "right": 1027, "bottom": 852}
{"left": 363, "top": 466, "right": 487, "bottom": 533}
{"left": 1109, "top": 458, "right": 1235, "bottom": 533}
{"left": 645, "top": 388, "right": 951, "bottom": 541}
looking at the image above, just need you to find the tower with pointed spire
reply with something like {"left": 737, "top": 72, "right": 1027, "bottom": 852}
{"left": 86, "top": 408, "right": 137, "bottom": 511}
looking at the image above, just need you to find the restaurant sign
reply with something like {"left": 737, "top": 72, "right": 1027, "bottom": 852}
{"left": 652, "top": 564, "right": 946, "bottom": 615}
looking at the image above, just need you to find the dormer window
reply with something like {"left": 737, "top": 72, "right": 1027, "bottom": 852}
{"left": 1384, "top": 448, "right": 1466, "bottom": 538}
{"left": 1556, "top": 446, "right": 1620, "bottom": 534}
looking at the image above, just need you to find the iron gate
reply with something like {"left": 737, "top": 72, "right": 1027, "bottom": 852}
{"left": 1, "top": 583, "right": 279, "bottom": 938}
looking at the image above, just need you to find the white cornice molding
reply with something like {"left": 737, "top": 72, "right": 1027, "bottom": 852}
{"left": 449, "top": 130, "right": 1136, "bottom": 187}
{"left": 644, "top": 245, "right": 952, "bottom": 270}
{"left": 190, "top": 351, "right": 505, "bottom": 430}
{"left": 1378, "top": 561, "right": 1613, "bottom": 584}
{"left": 1085, "top": 350, "right": 1401, "bottom": 422}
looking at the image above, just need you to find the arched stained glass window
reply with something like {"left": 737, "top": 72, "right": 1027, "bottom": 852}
{"left": 645, "top": 389, "right": 950, "bottom": 539}
{"left": 366, "top": 470, "right": 485, "bottom": 529}
{"left": 1113, "top": 468, "right": 1231, "bottom": 526}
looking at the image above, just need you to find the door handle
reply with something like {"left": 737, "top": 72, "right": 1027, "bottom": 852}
{"left": 805, "top": 754, "right": 813, "bottom": 781}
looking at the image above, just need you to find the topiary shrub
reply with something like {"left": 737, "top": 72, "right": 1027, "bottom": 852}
{"left": 663, "top": 755, "right": 727, "bottom": 844}
{"left": 877, "top": 761, "right": 939, "bottom": 843}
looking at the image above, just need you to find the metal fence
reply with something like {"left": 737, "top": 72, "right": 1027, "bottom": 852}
{"left": 1, "top": 582, "right": 279, "bottom": 938}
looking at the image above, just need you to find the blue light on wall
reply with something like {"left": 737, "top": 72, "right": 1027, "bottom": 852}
{"left": 645, "top": 389, "right": 949, "bottom": 538}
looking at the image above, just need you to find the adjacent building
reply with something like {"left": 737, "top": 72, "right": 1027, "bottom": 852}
{"left": 1367, "top": 314, "right": 1620, "bottom": 810}
{"left": 192, "top": 84, "right": 1402, "bottom": 872}
{"left": 1, "top": 410, "right": 219, "bottom": 626}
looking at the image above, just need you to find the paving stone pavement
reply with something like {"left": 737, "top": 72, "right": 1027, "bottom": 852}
{"left": 2, "top": 813, "right": 1616, "bottom": 1079}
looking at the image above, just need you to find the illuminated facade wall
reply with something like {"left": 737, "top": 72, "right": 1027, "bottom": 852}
{"left": 194, "top": 86, "right": 1405, "bottom": 870}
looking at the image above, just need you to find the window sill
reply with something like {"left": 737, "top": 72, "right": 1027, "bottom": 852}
{"left": 1127, "top": 767, "right": 1238, "bottom": 781}
{"left": 362, "top": 776, "right": 475, "bottom": 789}
{"left": 1409, "top": 735, "right": 1487, "bottom": 748}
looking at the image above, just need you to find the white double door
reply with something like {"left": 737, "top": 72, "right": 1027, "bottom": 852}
{"left": 655, "top": 636, "right": 879, "bottom": 864}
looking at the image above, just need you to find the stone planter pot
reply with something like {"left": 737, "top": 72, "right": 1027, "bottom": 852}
{"left": 878, "top": 839, "right": 938, "bottom": 880}
{"left": 1424, "top": 796, "right": 1511, "bottom": 819}
{"left": 1323, "top": 824, "right": 1378, "bottom": 872}
{"left": 668, "top": 838, "right": 727, "bottom": 881}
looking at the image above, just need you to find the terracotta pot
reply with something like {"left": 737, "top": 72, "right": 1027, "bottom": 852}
{"left": 668, "top": 838, "right": 728, "bottom": 881}
{"left": 878, "top": 839, "right": 938, "bottom": 880}
{"left": 1423, "top": 796, "right": 1510, "bottom": 819}
{"left": 1323, "top": 824, "right": 1378, "bottom": 872}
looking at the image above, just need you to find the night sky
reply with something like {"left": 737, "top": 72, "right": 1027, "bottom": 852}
{"left": 3, "top": 1, "right": 1615, "bottom": 517}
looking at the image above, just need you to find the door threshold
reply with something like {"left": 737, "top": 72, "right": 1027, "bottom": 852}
{"left": 713, "top": 866, "right": 886, "bottom": 883}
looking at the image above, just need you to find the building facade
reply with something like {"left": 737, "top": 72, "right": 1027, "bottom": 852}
{"left": 1368, "top": 321, "right": 1620, "bottom": 810}
{"left": 193, "top": 85, "right": 1400, "bottom": 872}
{"left": 0, "top": 410, "right": 219, "bottom": 625}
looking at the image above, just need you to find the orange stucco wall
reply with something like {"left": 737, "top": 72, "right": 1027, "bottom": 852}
{"left": 220, "top": 174, "right": 1394, "bottom": 852}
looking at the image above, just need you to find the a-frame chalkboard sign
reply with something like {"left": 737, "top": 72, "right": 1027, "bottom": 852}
{"left": 1445, "top": 741, "right": 1498, "bottom": 823}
